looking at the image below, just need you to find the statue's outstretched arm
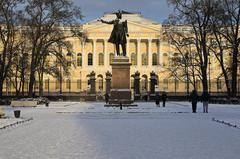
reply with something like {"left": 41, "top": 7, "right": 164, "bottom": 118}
{"left": 99, "top": 19, "right": 114, "bottom": 24}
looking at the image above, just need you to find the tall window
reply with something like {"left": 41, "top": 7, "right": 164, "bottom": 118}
{"left": 196, "top": 80, "right": 201, "bottom": 90}
{"left": 163, "top": 53, "right": 168, "bottom": 67}
{"left": 97, "top": 75, "right": 103, "bottom": 90}
{"left": 98, "top": 53, "right": 104, "bottom": 66}
{"left": 131, "top": 53, "right": 137, "bottom": 65}
{"left": 175, "top": 79, "right": 179, "bottom": 90}
{"left": 77, "top": 79, "right": 82, "bottom": 90}
{"left": 34, "top": 81, "right": 39, "bottom": 90}
{"left": 44, "top": 79, "right": 49, "bottom": 90}
{"left": 141, "top": 75, "right": 148, "bottom": 91}
{"left": 152, "top": 53, "right": 158, "bottom": 65}
{"left": 88, "top": 53, "right": 93, "bottom": 66}
{"left": 77, "top": 53, "right": 82, "bottom": 67}
{"left": 66, "top": 79, "right": 71, "bottom": 90}
{"left": 109, "top": 53, "right": 114, "bottom": 64}
{"left": 142, "top": 53, "right": 148, "bottom": 66}
{"left": 66, "top": 52, "right": 72, "bottom": 67}
{"left": 163, "top": 79, "right": 168, "bottom": 90}
{"left": 217, "top": 79, "right": 222, "bottom": 90}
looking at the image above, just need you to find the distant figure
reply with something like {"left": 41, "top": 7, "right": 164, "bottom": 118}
{"left": 190, "top": 90, "right": 199, "bottom": 113}
{"left": 162, "top": 92, "right": 167, "bottom": 107}
{"left": 105, "top": 93, "right": 110, "bottom": 104}
{"left": 201, "top": 91, "right": 210, "bottom": 113}
{"left": 155, "top": 93, "right": 160, "bottom": 107}
{"left": 99, "top": 10, "right": 129, "bottom": 56}
{"left": 120, "top": 102, "right": 123, "bottom": 110}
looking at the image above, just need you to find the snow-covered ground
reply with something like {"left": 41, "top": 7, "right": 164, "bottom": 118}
{"left": 0, "top": 101, "right": 240, "bottom": 159}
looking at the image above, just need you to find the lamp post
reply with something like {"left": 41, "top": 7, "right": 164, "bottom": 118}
{"left": 208, "top": 54, "right": 211, "bottom": 93}
{"left": 185, "top": 52, "right": 189, "bottom": 95}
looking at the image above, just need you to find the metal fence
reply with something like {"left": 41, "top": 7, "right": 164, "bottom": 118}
{"left": 2, "top": 79, "right": 240, "bottom": 96}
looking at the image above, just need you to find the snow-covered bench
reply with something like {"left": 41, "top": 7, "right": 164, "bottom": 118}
{"left": 0, "top": 108, "right": 5, "bottom": 118}
{"left": 11, "top": 101, "right": 37, "bottom": 107}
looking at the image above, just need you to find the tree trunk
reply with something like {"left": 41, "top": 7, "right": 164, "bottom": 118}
{"left": 28, "top": 69, "right": 35, "bottom": 97}
{"left": 0, "top": 80, "right": 3, "bottom": 97}
{"left": 38, "top": 72, "right": 44, "bottom": 97}
{"left": 202, "top": 67, "right": 208, "bottom": 93}
{"left": 231, "top": 48, "right": 238, "bottom": 97}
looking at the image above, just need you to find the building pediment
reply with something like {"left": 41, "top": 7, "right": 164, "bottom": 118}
{"left": 84, "top": 21, "right": 161, "bottom": 34}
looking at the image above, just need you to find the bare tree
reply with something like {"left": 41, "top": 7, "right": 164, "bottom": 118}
{"left": 0, "top": 0, "right": 23, "bottom": 97}
{"left": 168, "top": 0, "right": 218, "bottom": 94}
{"left": 213, "top": 0, "right": 240, "bottom": 97}
{"left": 22, "top": 0, "right": 83, "bottom": 97}
{"left": 163, "top": 25, "right": 200, "bottom": 93}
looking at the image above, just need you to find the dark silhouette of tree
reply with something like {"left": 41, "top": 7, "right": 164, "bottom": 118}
{"left": 0, "top": 0, "right": 23, "bottom": 97}
{"left": 21, "top": 0, "right": 83, "bottom": 97}
{"left": 168, "top": 0, "right": 218, "bottom": 94}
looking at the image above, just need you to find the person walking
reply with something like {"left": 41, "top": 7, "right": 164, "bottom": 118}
{"left": 190, "top": 90, "right": 198, "bottom": 113}
{"left": 155, "top": 93, "right": 160, "bottom": 107}
{"left": 162, "top": 92, "right": 167, "bottom": 107}
{"left": 105, "top": 93, "right": 110, "bottom": 104}
{"left": 201, "top": 91, "right": 210, "bottom": 113}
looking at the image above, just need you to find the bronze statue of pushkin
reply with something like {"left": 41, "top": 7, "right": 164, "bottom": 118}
{"left": 99, "top": 10, "right": 129, "bottom": 56}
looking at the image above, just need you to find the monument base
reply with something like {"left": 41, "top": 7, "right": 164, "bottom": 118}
{"left": 109, "top": 89, "right": 133, "bottom": 104}
{"left": 134, "top": 94, "right": 141, "bottom": 100}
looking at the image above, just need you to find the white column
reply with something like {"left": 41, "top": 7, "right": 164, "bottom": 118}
{"left": 137, "top": 39, "right": 141, "bottom": 67}
{"left": 158, "top": 39, "right": 162, "bottom": 66}
{"left": 148, "top": 39, "right": 152, "bottom": 66}
{"left": 81, "top": 41, "right": 86, "bottom": 68}
{"left": 126, "top": 39, "right": 130, "bottom": 57}
{"left": 92, "top": 39, "right": 97, "bottom": 66}
{"left": 104, "top": 39, "right": 108, "bottom": 67}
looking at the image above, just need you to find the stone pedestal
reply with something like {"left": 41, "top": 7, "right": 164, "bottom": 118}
{"left": 110, "top": 56, "right": 133, "bottom": 104}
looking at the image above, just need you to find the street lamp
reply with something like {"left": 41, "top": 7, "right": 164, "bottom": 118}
{"left": 185, "top": 52, "right": 189, "bottom": 95}
{"left": 208, "top": 54, "right": 211, "bottom": 93}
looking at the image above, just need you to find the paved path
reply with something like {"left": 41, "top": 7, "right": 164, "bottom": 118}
{"left": 0, "top": 102, "right": 240, "bottom": 159}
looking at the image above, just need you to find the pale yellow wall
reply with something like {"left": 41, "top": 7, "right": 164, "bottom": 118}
{"left": 1, "top": 13, "right": 235, "bottom": 94}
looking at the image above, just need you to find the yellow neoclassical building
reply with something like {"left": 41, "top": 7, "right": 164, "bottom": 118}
{"left": 3, "top": 11, "right": 238, "bottom": 95}
{"left": 39, "top": 11, "right": 236, "bottom": 94}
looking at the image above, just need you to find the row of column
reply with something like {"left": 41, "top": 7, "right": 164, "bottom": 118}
{"left": 81, "top": 39, "right": 161, "bottom": 67}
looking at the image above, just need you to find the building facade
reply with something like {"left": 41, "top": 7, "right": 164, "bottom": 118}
{"left": 3, "top": 11, "right": 240, "bottom": 95}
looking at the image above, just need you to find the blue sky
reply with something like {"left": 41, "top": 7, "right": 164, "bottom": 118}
{"left": 73, "top": 0, "right": 173, "bottom": 23}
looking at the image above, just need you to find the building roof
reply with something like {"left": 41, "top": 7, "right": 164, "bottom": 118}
{"left": 85, "top": 10, "right": 160, "bottom": 25}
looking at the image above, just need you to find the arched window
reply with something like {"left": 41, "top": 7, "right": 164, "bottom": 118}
{"left": 98, "top": 53, "right": 104, "bottom": 66}
{"left": 88, "top": 53, "right": 93, "bottom": 66}
{"left": 44, "top": 79, "right": 49, "bottom": 90}
{"left": 109, "top": 53, "right": 114, "bottom": 64}
{"left": 97, "top": 75, "right": 103, "bottom": 90}
{"left": 131, "top": 53, "right": 137, "bottom": 65}
{"left": 55, "top": 80, "right": 60, "bottom": 90}
{"left": 175, "top": 79, "right": 179, "bottom": 90}
{"left": 141, "top": 75, "right": 148, "bottom": 91}
{"left": 66, "top": 79, "right": 71, "bottom": 90}
{"left": 152, "top": 53, "right": 158, "bottom": 65}
{"left": 142, "top": 53, "right": 148, "bottom": 66}
{"left": 66, "top": 52, "right": 72, "bottom": 67}
{"left": 217, "top": 79, "right": 222, "bottom": 90}
{"left": 163, "top": 79, "right": 168, "bottom": 90}
{"left": 163, "top": 53, "right": 168, "bottom": 67}
{"left": 77, "top": 79, "right": 82, "bottom": 90}
{"left": 77, "top": 53, "right": 82, "bottom": 67}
